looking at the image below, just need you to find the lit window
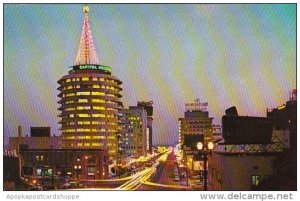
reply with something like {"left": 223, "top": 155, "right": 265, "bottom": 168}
{"left": 77, "top": 143, "right": 83, "bottom": 147}
{"left": 93, "top": 106, "right": 105, "bottom": 110}
{"left": 77, "top": 91, "right": 90, "bottom": 96}
{"left": 78, "top": 99, "right": 88, "bottom": 103}
{"left": 65, "top": 93, "right": 75, "bottom": 97}
{"left": 92, "top": 78, "right": 98, "bottom": 81}
{"left": 67, "top": 86, "right": 73, "bottom": 89}
{"left": 251, "top": 175, "right": 260, "bottom": 186}
{"left": 65, "top": 100, "right": 74, "bottom": 104}
{"left": 78, "top": 114, "right": 89, "bottom": 117}
{"left": 92, "top": 92, "right": 105, "bottom": 96}
{"left": 92, "top": 136, "right": 106, "bottom": 139}
{"left": 84, "top": 143, "right": 90, "bottom": 146}
{"left": 82, "top": 77, "right": 89, "bottom": 81}
{"left": 93, "top": 85, "right": 100, "bottom": 88}
{"left": 77, "top": 106, "right": 91, "bottom": 110}
{"left": 70, "top": 114, "right": 74, "bottom": 118}
{"left": 92, "top": 99, "right": 105, "bottom": 103}
{"left": 92, "top": 114, "right": 105, "bottom": 118}
{"left": 66, "top": 79, "right": 71, "bottom": 83}
{"left": 76, "top": 78, "right": 80, "bottom": 81}
{"left": 99, "top": 78, "right": 105, "bottom": 81}
{"left": 77, "top": 128, "right": 91, "bottom": 132}
{"left": 65, "top": 129, "right": 75, "bottom": 132}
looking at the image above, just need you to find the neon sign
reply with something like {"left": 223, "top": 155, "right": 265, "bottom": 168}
{"left": 79, "top": 65, "right": 112, "bottom": 72}
{"left": 71, "top": 65, "right": 112, "bottom": 73}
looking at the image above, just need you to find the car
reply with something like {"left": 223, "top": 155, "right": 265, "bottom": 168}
{"left": 195, "top": 179, "right": 203, "bottom": 185}
{"left": 61, "top": 182, "right": 79, "bottom": 189}
{"left": 29, "top": 185, "right": 43, "bottom": 191}
{"left": 61, "top": 182, "right": 72, "bottom": 189}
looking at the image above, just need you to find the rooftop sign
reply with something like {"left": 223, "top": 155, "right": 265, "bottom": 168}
{"left": 70, "top": 65, "right": 112, "bottom": 73}
{"left": 185, "top": 98, "right": 208, "bottom": 111}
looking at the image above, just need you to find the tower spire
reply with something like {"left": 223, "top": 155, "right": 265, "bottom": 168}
{"left": 75, "top": 5, "right": 100, "bottom": 65}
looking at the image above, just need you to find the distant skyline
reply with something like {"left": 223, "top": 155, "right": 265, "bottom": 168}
{"left": 4, "top": 4, "right": 296, "bottom": 145}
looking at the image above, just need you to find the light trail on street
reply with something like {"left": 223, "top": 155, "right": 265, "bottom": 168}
{"left": 69, "top": 151, "right": 186, "bottom": 191}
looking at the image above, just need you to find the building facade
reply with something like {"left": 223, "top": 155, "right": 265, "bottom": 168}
{"left": 208, "top": 153, "right": 275, "bottom": 190}
{"left": 57, "top": 5, "right": 123, "bottom": 161}
{"left": 137, "top": 101, "right": 153, "bottom": 153}
{"left": 19, "top": 149, "right": 109, "bottom": 180}
{"left": 264, "top": 89, "right": 297, "bottom": 190}
{"left": 9, "top": 126, "right": 61, "bottom": 151}
{"left": 178, "top": 100, "right": 213, "bottom": 170}
{"left": 209, "top": 97, "right": 295, "bottom": 191}
{"left": 120, "top": 106, "right": 148, "bottom": 158}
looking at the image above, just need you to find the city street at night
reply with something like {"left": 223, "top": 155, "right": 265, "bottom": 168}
{"left": 3, "top": 3, "right": 297, "bottom": 195}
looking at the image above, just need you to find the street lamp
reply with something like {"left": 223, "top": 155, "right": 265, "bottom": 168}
{"left": 74, "top": 165, "right": 81, "bottom": 183}
{"left": 50, "top": 145, "right": 54, "bottom": 189}
{"left": 196, "top": 141, "right": 214, "bottom": 191}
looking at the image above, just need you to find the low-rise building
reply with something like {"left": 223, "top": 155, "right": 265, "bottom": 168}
{"left": 19, "top": 148, "right": 109, "bottom": 180}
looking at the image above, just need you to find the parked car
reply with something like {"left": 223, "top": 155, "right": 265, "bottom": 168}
{"left": 62, "top": 181, "right": 79, "bottom": 189}
{"left": 61, "top": 182, "right": 72, "bottom": 189}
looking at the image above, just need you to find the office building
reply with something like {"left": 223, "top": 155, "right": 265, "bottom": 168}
{"left": 120, "top": 106, "right": 148, "bottom": 158}
{"left": 178, "top": 99, "right": 213, "bottom": 170}
{"left": 57, "top": 5, "right": 123, "bottom": 161}
{"left": 137, "top": 101, "right": 153, "bottom": 153}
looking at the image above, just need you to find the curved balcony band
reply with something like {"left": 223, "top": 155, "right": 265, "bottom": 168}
{"left": 58, "top": 66, "right": 123, "bottom": 156}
